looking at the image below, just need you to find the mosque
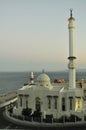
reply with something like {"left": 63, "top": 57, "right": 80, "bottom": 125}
{"left": 13, "top": 10, "right": 84, "bottom": 121}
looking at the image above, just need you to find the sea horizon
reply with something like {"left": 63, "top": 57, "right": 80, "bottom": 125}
{"left": 0, "top": 70, "right": 86, "bottom": 94}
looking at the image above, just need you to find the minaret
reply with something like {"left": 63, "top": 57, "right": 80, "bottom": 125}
{"left": 68, "top": 9, "right": 76, "bottom": 89}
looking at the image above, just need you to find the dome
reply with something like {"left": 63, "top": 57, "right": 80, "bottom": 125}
{"left": 37, "top": 73, "right": 50, "bottom": 83}
{"left": 37, "top": 73, "right": 53, "bottom": 89}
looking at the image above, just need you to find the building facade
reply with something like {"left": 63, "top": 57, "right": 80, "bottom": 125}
{"left": 13, "top": 72, "right": 83, "bottom": 119}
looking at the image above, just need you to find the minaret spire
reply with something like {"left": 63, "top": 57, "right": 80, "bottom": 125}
{"left": 68, "top": 9, "right": 75, "bottom": 21}
{"left": 70, "top": 9, "right": 73, "bottom": 18}
{"left": 68, "top": 10, "right": 76, "bottom": 89}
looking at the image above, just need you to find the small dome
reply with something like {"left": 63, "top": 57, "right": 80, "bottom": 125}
{"left": 37, "top": 73, "right": 50, "bottom": 83}
{"left": 37, "top": 73, "right": 53, "bottom": 89}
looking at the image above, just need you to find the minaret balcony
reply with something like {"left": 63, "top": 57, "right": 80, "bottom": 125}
{"left": 68, "top": 56, "right": 76, "bottom": 60}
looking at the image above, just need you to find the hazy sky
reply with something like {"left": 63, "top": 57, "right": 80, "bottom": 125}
{"left": 0, "top": 0, "right": 86, "bottom": 72}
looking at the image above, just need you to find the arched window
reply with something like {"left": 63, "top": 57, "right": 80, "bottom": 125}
{"left": 35, "top": 97, "right": 41, "bottom": 111}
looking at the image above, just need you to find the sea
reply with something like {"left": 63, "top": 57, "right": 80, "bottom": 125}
{"left": 0, "top": 71, "right": 86, "bottom": 94}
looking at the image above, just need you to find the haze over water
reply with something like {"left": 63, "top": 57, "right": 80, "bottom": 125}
{"left": 0, "top": 71, "right": 86, "bottom": 94}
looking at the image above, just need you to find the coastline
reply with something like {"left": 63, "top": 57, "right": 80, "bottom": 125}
{"left": 0, "top": 92, "right": 17, "bottom": 104}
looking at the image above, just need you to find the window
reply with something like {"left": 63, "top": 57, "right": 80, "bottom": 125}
{"left": 69, "top": 97, "right": 73, "bottom": 110}
{"left": 62, "top": 97, "right": 65, "bottom": 111}
{"left": 55, "top": 98, "right": 57, "bottom": 109}
{"left": 20, "top": 96, "right": 22, "bottom": 107}
{"left": 77, "top": 97, "right": 82, "bottom": 109}
{"left": 19, "top": 94, "right": 23, "bottom": 107}
{"left": 26, "top": 100, "right": 28, "bottom": 108}
{"left": 75, "top": 97, "right": 82, "bottom": 111}
{"left": 25, "top": 95, "right": 29, "bottom": 108}
{"left": 48, "top": 98, "right": 51, "bottom": 109}
{"left": 53, "top": 96, "right": 58, "bottom": 109}
{"left": 47, "top": 96, "right": 52, "bottom": 109}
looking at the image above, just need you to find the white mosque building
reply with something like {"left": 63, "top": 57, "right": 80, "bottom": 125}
{"left": 13, "top": 10, "right": 84, "bottom": 121}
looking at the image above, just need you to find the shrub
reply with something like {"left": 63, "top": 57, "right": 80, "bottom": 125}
{"left": 22, "top": 108, "right": 32, "bottom": 117}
